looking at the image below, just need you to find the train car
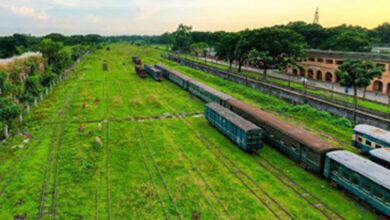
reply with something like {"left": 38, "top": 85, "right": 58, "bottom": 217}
{"left": 132, "top": 56, "right": 141, "bottom": 65}
{"left": 226, "top": 99, "right": 341, "bottom": 173}
{"left": 155, "top": 64, "right": 193, "bottom": 90}
{"left": 324, "top": 151, "right": 390, "bottom": 217}
{"left": 188, "top": 80, "right": 233, "bottom": 106}
{"left": 369, "top": 148, "right": 390, "bottom": 169}
{"left": 352, "top": 124, "right": 390, "bottom": 153}
{"left": 205, "top": 102, "right": 262, "bottom": 152}
{"left": 144, "top": 64, "right": 163, "bottom": 81}
{"left": 135, "top": 65, "right": 147, "bottom": 78}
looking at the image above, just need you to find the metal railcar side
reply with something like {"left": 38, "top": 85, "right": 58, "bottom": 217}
{"left": 144, "top": 64, "right": 163, "bottom": 81}
{"left": 155, "top": 64, "right": 193, "bottom": 89}
{"left": 226, "top": 99, "right": 341, "bottom": 173}
{"left": 188, "top": 80, "right": 233, "bottom": 106}
{"left": 205, "top": 102, "right": 262, "bottom": 152}
{"left": 324, "top": 151, "right": 390, "bottom": 217}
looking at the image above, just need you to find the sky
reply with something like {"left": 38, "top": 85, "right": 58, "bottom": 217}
{"left": 0, "top": 0, "right": 389, "bottom": 36}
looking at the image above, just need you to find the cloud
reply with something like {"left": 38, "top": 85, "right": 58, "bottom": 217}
{"left": 87, "top": 14, "right": 100, "bottom": 23}
{"left": 8, "top": 5, "right": 49, "bottom": 20}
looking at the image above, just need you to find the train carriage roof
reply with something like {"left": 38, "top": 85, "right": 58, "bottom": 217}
{"left": 155, "top": 64, "right": 194, "bottom": 81}
{"left": 191, "top": 80, "right": 233, "bottom": 101}
{"left": 369, "top": 148, "right": 390, "bottom": 163}
{"left": 144, "top": 63, "right": 161, "bottom": 72}
{"left": 354, "top": 124, "right": 390, "bottom": 144}
{"left": 227, "top": 99, "right": 340, "bottom": 153}
{"left": 206, "top": 102, "right": 260, "bottom": 132}
{"left": 327, "top": 151, "right": 390, "bottom": 190}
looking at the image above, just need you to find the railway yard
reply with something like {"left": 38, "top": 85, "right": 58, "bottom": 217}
{"left": 0, "top": 44, "right": 383, "bottom": 219}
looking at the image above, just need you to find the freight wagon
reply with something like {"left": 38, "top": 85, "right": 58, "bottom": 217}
{"left": 226, "top": 99, "right": 341, "bottom": 173}
{"left": 369, "top": 148, "right": 390, "bottom": 169}
{"left": 155, "top": 64, "right": 193, "bottom": 89}
{"left": 132, "top": 56, "right": 141, "bottom": 65}
{"left": 205, "top": 102, "right": 262, "bottom": 152}
{"left": 324, "top": 151, "right": 390, "bottom": 217}
{"left": 135, "top": 65, "right": 147, "bottom": 78}
{"left": 144, "top": 64, "right": 163, "bottom": 81}
{"left": 352, "top": 124, "right": 390, "bottom": 153}
{"left": 188, "top": 80, "right": 233, "bottom": 106}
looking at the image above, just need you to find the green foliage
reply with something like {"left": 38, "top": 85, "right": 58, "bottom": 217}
{"left": 190, "top": 42, "right": 208, "bottom": 56}
{"left": 172, "top": 24, "right": 193, "bottom": 52}
{"left": 322, "top": 31, "right": 371, "bottom": 52}
{"left": 0, "top": 97, "right": 22, "bottom": 121}
{"left": 335, "top": 59, "right": 384, "bottom": 89}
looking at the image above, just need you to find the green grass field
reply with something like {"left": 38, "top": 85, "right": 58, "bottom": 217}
{"left": 0, "top": 44, "right": 380, "bottom": 219}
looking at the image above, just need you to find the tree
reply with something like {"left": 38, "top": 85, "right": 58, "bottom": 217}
{"left": 335, "top": 59, "right": 384, "bottom": 120}
{"left": 34, "top": 39, "right": 71, "bottom": 74}
{"left": 0, "top": 37, "right": 18, "bottom": 58}
{"left": 172, "top": 24, "right": 193, "bottom": 52}
{"left": 234, "top": 30, "right": 256, "bottom": 72}
{"left": 374, "top": 23, "right": 390, "bottom": 44}
{"left": 285, "top": 21, "right": 329, "bottom": 49}
{"left": 321, "top": 31, "right": 371, "bottom": 52}
{"left": 248, "top": 49, "right": 273, "bottom": 79}
{"left": 215, "top": 32, "right": 239, "bottom": 69}
{"left": 252, "top": 27, "right": 305, "bottom": 76}
{"left": 190, "top": 42, "right": 208, "bottom": 57}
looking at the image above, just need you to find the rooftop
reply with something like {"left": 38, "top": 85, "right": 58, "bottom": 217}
{"left": 327, "top": 151, "right": 390, "bottom": 190}
{"left": 305, "top": 49, "right": 390, "bottom": 62}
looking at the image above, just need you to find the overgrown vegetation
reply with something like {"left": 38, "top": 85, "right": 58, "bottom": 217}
{"left": 0, "top": 44, "right": 379, "bottom": 219}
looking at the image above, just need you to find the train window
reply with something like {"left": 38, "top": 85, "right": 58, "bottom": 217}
{"left": 362, "top": 183, "right": 370, "bottom": 192}
{"left": 373, "top": 189, "right": 383, "bottom": 200}
{"left": 375, "top": 144, "right": 383, "bottom": 149}
{"left": 358, "top": 137, "right": 362, "bottom": 142}
{"left": 365, "top": 140, "right": 372, "bottom": 146}
{"left": 352, "top": 177, "right": 359, "bottom": 186}
{"left": 386, "top": 197, "right": 390, "bottom": 205}
{"left": 342, "top": 172, "right": 350, "bottom": 180}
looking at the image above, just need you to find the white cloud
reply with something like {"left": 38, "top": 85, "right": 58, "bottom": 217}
{"left": 8, "top": 5, "right": 49, "bottom": 20}
{"left": 87, "top": 14, "right": 100, "bottom": 23}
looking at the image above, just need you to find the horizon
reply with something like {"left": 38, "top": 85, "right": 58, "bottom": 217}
{"left": 0, "top": 0, "right": 389, "bottom": 36}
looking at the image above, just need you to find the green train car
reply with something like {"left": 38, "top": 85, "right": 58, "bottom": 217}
{"left": 189, "top": 80, "right": 233, "bottom": 106}
{"left": 324, "top": 151, "right": 390, "bottom": 217}
{"left": 155, "top": 64, "right": 193, "bottom": 89}
{"left": 205, "top": 102, "right": 262, "bottom": 152}
{"left": 352, "top": 124, "right": 390, "bottom": 153}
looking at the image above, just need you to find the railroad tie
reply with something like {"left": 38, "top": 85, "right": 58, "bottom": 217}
{"left": 314, "top": 203, "right": 324, "bottom": 208}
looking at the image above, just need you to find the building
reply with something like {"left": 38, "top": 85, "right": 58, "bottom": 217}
{"left": 288, "top": 49, "right": 390, "bottom": 94}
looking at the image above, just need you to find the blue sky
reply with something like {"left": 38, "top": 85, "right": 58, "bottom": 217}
{"left": 0, "top": 0, "right": 389, "bottom": 36}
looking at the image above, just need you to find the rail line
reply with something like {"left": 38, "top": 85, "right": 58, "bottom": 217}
{"left": 38, "top": 79, "right": 79, "bottom": 219}
{"left": 252, "top": 154, "right": 344, "bottom": 220}
{"left": 0, "top": 76, "right": 78, "bottom": 198}
{"left": 160, "top": 79, "right": 346, "bottom": 219}
{"left": 164, "top": 124, "right": 233, "bottom": 219}
{"left": 137, "top": 125, "right": 183, "bottom": 220}
{"left": 115, "top": 78, "right": 173, "bottom": 219}
{"left": 148, "top": 83, "right": 234, "bottom": 219}
{"left": 158, "top": 83, "right": 293, "bottom": 220}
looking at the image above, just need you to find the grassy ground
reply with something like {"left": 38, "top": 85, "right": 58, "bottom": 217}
{"left": 0, "top": 44, "right": 380, "bottom": 219}
{"left": 178, "top": 53, "right": 389, "bottom": 114}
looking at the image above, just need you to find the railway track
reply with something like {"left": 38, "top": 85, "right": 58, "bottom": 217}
{"left": 0, "top": 74, "right": 80, "bottom": 200}
{"left": 115, "top": 78, "right": 175, "bottom": 219}
{"left": 165, "top": 125, "right": 233, "bottom": 219}
{"left": 160, "top": 81, "right": 346, "bottom": 219}
{"left": 37, "top": 79, "right": 80, "bottom": 219}
{"left": 156, "top": 84, "right": 293, "bottom": 220}
{"left": 252, "top": 154, "right": 344, "bottom": 220}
